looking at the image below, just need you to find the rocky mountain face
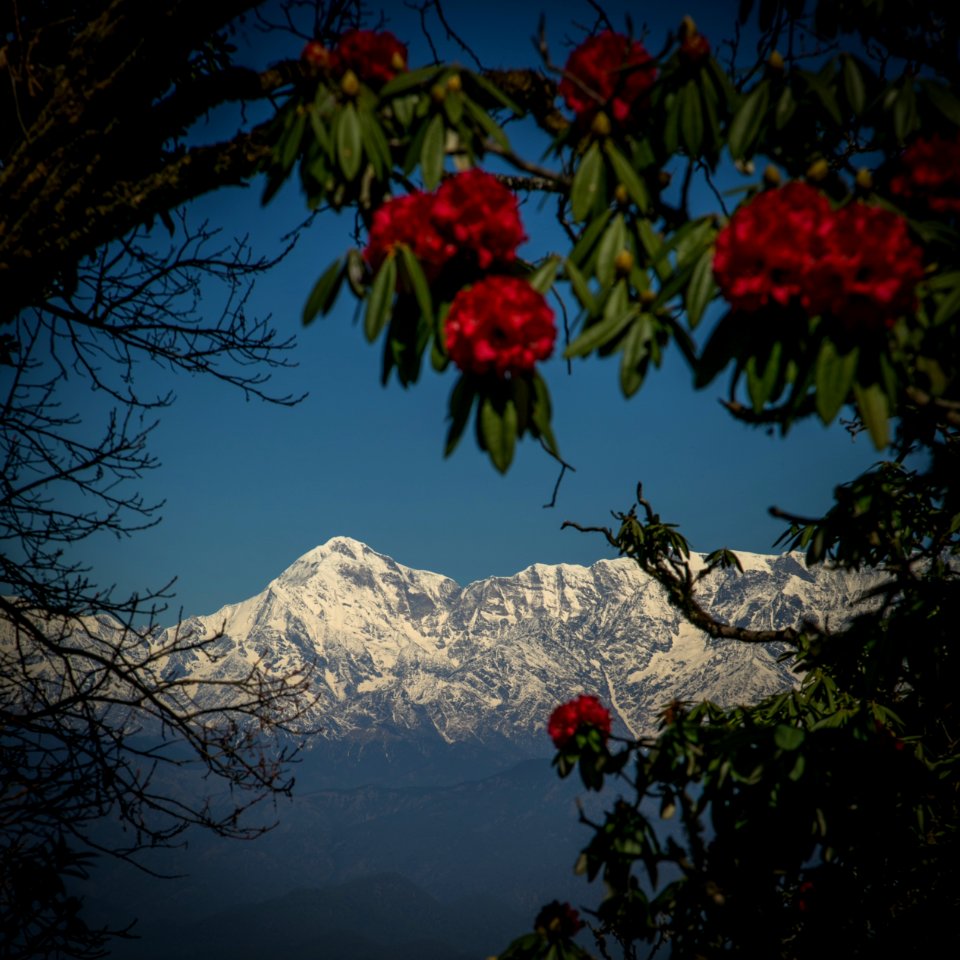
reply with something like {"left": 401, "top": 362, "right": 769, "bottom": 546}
{"left": 161, "top": 537, "right": 880, "bottom": 745}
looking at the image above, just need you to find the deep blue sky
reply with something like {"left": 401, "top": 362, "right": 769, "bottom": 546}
{"left": 72, "top": 1, "right": 879, "bottom": 619}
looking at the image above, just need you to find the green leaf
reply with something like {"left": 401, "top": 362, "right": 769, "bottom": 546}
{"left": 443, "top": 89, "right": 464, "bottom": 126}
{"left": 842, "top": 55, "right": 866, "bottom": 116}
{"left": 530, "top": 373, "right": 558, "bottom": 456}
{"left": 893, "top": 77, "right": 917, "bottom": 143}
{"left": 528, "top": 256, "right": 561, "bottom": 295}
{"left": 679, "top": 80, "right": 704, "bottom": 156}
{"left": 774, "top": 85, "right": 796, "bottom": 129}
{"left": 565, "top": 259, "right": 597, "bottom": 314}
{"left": 566, "top": 282, "right": 635, "bottom": 358}
{"left": 464, "top": 70, "right": 522, "bottom": 114}
{"left": 774, "top": 724, "right": 806, "bottom": 751}
{"left": 397, "top": 244, "right": 433, "bottom": 326}
{"left": 420, "top": 113, "right": 446, "bottom": 189}
{"left": 728, "top": 81, "right": 769, "bottom": 160}
{"left": 853, "top": 382, "right": 890, "bottom": 449}
{"left": 479, "top": 395, "right": 517, "bottom": 473}
{"left": 815, "top": 340, "right": 858, "bottom": 424}
{"left": 569, "top": 209, "right": 614, "bottom": 267}
{"left": 571, "top": 141, "right": 604, "bottom": 222}
{"left": 302, "top": 258, "right": 344, "bottom": 326}
{"left": 346, "top": 249, "right": 366, "bottom": 297}
{"left": 595, "top": 214, "right": 627, "bottom": 288}
{"left": 922, "top": 79, "right": 960, "bottom": 127}
{"left": 662, "top": 90, "right": 680, "bottom": 155}
{"left": 445, "top": 375, "right": 476, "bottom": 456}
{"left": 336, "top": 103, "right": 363, "bottom": 180}
{"left": 637, "top": 219, "right": 670, "bottom": 283}
{"left": 392, "top": 93, "right": 418, "bottom": 128}
{"left": 746, "top": 340, "right": 782, "bottom": 411}
{"left": 308, "top": 107, "right": 333, "bottom": 157}
{"left": 685, "top": 247, "right": 716, "bottom": 329}
{"left": 358, "top": 110, "right": 393, "bottom": 178}
{"left": 462, "top": 96, "right": 510, "bottom": 149}
{"left": 280, "top": 110, "right": 307, "bottom": 173}
{"left": 934, "top": 279, "right": 960, "bottom": 326}
{"left": 364, "top": 255, "right": 396, "bottom": 342}
{"left": 380, "top": 65, "right": 444, "bottom": 98}
{"left": 604, "top": 141, "right": 649, "bottom": 211}
{"left": 619, "top": 314, "right": 654, "bottom": 397}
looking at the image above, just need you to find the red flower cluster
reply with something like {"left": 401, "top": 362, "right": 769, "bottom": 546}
{"left": 534, "top": 901, "right": 585, "bottom": 942}
{"left": 364, "top": 170, "right": 526, "bottom": 277}
{"left": 547, "top": 694, "right": 612, "bottom": 749}
{"left": 890, "top": 134, "right": 960, "bottom": 215}
{"left": 445, "top": 276, "right": 555, "bottom": 376}
{"left": 301, "top": 29, "right": 407, "bottom": 86}
{"left": 364, "top": 191, "right": 456, "bottom": 278}
{"left": 713, "top": 182, "right": 924, "bottom": 330}
{"left": 432, "top": 169, "right": 528, "bottom": 270}
{"left": 559, "top": 30, "right": 658, "bottom": 125}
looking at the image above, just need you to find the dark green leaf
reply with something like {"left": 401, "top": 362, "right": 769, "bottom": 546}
{"left": 364, "top": 255, "right": 396, "bottom": 342}
{"left": 774, "top": 725, "right": 806, "bottom": 751}
{"left": 569, "top": 209, "right": 614, "bottom": 267}
{"left": 479, "top": 395, "right": 517, "bottom": 473}
{"left": 380, "top": 65, "right": 444, "bottom": 98}
{"left": 392, "top": 93, "right": 418, "bottom": 128}
{"left": 619, "top": 315, "right": 654, "bottom": 397}
{"left": 462, "top": 96, "right": 510, "bottom": 148}
{"left": 595, "top": 214, "right": 628, "bottom": 287}
{"left": 637, "top": 219, "right": 670, "bottom": 283}
{"left": 336, "top": 103, "right": 363, "bottom": 180}
{"left": 397, "top": 244, "right": 433, "bottom": 326}
{"left": 854, "top": 381, "right": 890, "bottom": 449}
{"left": 420, "top": 114, "right": 446, "bottom": 189}
{"left": 571, "top": 141, "right": 604, "bottom": 222}
{"left": 728, "top": 81, "right": 769, "bottom": 160}
{"left": 445, "top": 375, "right": 476, "bottom": 456}
{"left": 922, "top": 80, "right": 960, "bottom": 127}
{"left": 464, "top": 70, "right": 522, "bottom": 114}
{"left": 774, "top": 85, "right": 796, "bottom": 129}
{"left": 815, "top": 340, "right": 858, "bottom": 424}
{"left": 281, "top": 110, "right": 307, "bottom": 173}
{"left": 679, "top": 80, "right": 704, "bottom": 156}
{"left": 443, "top": 89, "right": 464, "bottom": 126}
{"left": 604, "top": 141, "right": 649, "bottom": 211}
{"left": 528, "top": 256, "right": 561, "bottom": 295}
{"left": 530, "top": 373, "right": 558, "bottom": 456}
{"left": 564, "top": 260, "right": 597, "bottom": 314}
{"left": 893, "top": 78, "right": 917, "bottom": 143}
{"left": 842, "top": 55, "right": 866, "bottom": 116}
{"left": 358, "top": 111, "right": 393, "bottom": 178}
{"left": 302, "top": 258, "right": 344, "bottom": 326}
{"left": 566, "top": 282, "right": 635, "bottom": 358}
{"left": 746, "top": 340, "right": 782, "bottom": 411}
{"left": 685, "top": 247, "right": 716, "bottom": 329}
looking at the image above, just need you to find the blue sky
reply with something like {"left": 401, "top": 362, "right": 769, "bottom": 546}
{"left": 71, "top": 1, "right": 880, "bottom": 619}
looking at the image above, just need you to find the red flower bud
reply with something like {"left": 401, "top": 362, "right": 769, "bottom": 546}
{"left": 890, "top": 133, "right": 960, "bottom": 215}
{"left": 680, "top": 32, "right": 711, "bottom": 65}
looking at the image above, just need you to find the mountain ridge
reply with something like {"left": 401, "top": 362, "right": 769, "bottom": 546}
{"left": 160, "top": 537, "right": 882, "bottom": 742}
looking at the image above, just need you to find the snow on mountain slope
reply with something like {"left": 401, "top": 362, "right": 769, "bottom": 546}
{"left": 155, "top": 537, "right": 883, "bottom": 744}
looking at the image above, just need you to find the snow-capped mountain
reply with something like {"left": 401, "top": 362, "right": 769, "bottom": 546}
{"left": 160, "top": 537, "right": 880, "bottom": 744}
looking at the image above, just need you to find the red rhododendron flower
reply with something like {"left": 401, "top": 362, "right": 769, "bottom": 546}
{"left": 547, "top": 694, "right": 612, "bottom": 748}
{"left": 559, "top": 30, "right": 658, "bottom": 125}
{"left": 363, "top": 191, "right": 456, "bottom": 279}
{"left": 805, "top": 202, "right": 925, "bottom": 330}
{"left": 445, "top": 276, "right": 555, "bottom": 376}
{"left": 890, "top": 134, "right": 960, "bottom": 215}
{"left": 534, "top": 901, "right": 585, "bottom": 942}
{"left": 432, "top": 170, "right": 527, "bottom": 270}
{"left": 331, "top": 29, "right": 407, "bottom": 86}
{"left": 714, "top": 182, "right": 924, "bottom": 330}
{"left": 713, "top": 182, "right": 832, "bottom": 314}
